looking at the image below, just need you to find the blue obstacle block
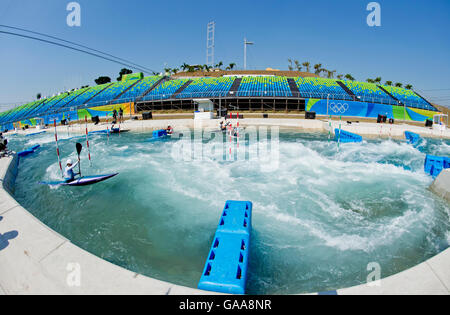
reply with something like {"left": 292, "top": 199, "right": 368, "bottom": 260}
{"left": 198, "top": 200, "right": 252, "bottom": 295}
{"left": 444, "top": 157, "right": 450, "bottom": 169}
{"left": 17, "top": 145, "right": 40, "bottom": 158}
{"left": 335, "top": 129, "right": 363, "bottom": 143}
{"left": 217, "top": 201, "right": 252, "bottom": 236}
{"left": 89, "top": 130, "right": 109, "bottom": 135}
{"left": 405, "top": 131, "right": 422, "bottom": 145}
{"left": 25, "top": 131, "right": 46, "bottom": 137}
{"left": 148, "top": 129, "right": 168, "bottom": 142}
{"left": 153, "top": 129, "right": 167, "bottom": 138}
{"left": 424, "top": 155, "right": 450, "bottom": 178}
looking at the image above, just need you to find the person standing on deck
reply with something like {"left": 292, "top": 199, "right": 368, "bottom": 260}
{"left": 112, "top": 109, "right": 118, "bottom": 124}
{"left": 119, "top": 108, "right": 124, "bottom": 124}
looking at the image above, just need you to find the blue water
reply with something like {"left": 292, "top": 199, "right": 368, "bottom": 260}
{"left": 4, "top": 129, "right": 450, "bottom": 294}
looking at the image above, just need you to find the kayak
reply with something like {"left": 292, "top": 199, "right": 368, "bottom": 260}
{"left": 39, "top": 173, "right": 118, "bottom": 187}
{"left": 88, "top": 129, "right": 129, "bottom": 135}
{"left": 110, "top": 128, "right": 129, "bottom": 134}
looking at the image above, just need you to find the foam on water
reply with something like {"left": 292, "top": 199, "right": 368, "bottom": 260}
{"left": 7, "top": 129, "right": 450, "bottom": 294}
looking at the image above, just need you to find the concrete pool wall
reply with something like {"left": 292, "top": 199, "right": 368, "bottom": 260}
{"left": 1, "top": 119, "right": 449, "bottom": 295}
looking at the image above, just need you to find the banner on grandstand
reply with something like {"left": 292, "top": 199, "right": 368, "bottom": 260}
{"left": 122, "top": 72, "right": 143, "bottom": 81}
{"left": 43, "top": 111, "right": 77, "bottom": 125}
{"left": 25, "top": 102, "right": 135, "bottom": 126}
{"left": 77, "top": 102, "right": 135, "bottom": 120}
{"left": 305, "top": 98, "right": 437, "bottom": 122}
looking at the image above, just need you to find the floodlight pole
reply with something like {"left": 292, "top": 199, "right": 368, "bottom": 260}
{"left": 206, "top": 22, "right": 215, "bottom": 68}
{"left": 244, "top": 38, "right": 254, "bottom": 70}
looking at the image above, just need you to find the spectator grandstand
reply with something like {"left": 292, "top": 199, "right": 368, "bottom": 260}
{"left": 294, "top": 77, "right": 352, "bottom": 100}
{"left": 86, "top": 79, "right": 140, "bottom": 107}
{"left": 177, "top": 77, "right": 236, "bottom": 98}
{"left": 0, "top": 72, "right": 441, "bottom": 129}
{"left": 119, "top": 76, "right": 162, "bottom": 102}
{"left": 237, "top": 76, "right": 292, "bottom": 97}
{"left": 70, "top": 82, "right": 113, "bottom": 107}
{"left": 47, "top": 87, "right": 91, "bottom": 113}
{"left": 340, "top": 80, "right": 395, "bottom": 104}
{"left": 380, "top": 85, "right": 435, "bottom": 111}
{"left": 142, "top": 78, "right": 190, "bottom": 101}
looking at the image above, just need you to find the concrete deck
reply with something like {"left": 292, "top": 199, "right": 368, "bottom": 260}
{"left": 1, "top": 117, "right": 449, "bottom": 295}
{"left": 336, "top": 247, "right": 449, "bottom": 295}
{"left": 4, "top": 116, "right": 450, "bottom": 140}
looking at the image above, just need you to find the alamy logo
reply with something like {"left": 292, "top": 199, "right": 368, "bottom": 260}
{"left": 367, "top": 2, "right": 381, "bottom": 27}
{"left": 66, "top": 262, "right": 81, "bottom": 287}
{"left": 330, "top": 102, "right": 349, "bottom": 114}
{"left": 367, "top": 262, "right": 381, "bottom": 287}
{"left": 66, "top": 2, "right": 81, "bottom": 27}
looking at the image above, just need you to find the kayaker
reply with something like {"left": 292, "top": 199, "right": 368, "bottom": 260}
{"left": 64, "top": 159, "right": 79, "bottom": 182}
{"left": 166, "top": 125, "right": 173, "bottom": 135}
{"left": 220, "top": 121, "right": 226, "bottom": 131}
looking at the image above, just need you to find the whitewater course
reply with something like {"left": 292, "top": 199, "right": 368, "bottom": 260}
{"left": 0, "top": 117, "right": 449, "bottom": 295}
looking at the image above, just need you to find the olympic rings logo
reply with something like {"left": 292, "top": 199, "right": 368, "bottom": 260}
{"left": 330, "top": 102, "right": 349, "bottom": 114}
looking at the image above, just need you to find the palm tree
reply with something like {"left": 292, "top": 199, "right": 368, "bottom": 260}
{"left": 302, "top": 62, "right": 311, "bottom": 73}
{"left": 229, "top": 63, "right": 236, "bottom": 70}
{"left": 172, "top": 68, "right": 179, "bottom": 74}
{"left": 294, "top": 60, "right": 302, "bottom": 71}
{"left": 395, "top": 82, "right": 403, "bottom": 88}
{"left": 326, "top": 70, "right": 336, "bottom": 79}
{"left": 36, "top": 93, "right": 42, "bottom": 100}
{"left": 164, "top": 68, "right": 172, "bottom": 75}
{"left": 288, "top": 59, "right": 294, "bottom": 71}
{"left": 405, "top": 84, "right": 413, "bottom": 90}
{"left": 337, "top": 74, "right": 343, "bottom": 80}
{"left": 181, "top": 63, "right": 189, "bottom": 72}
{"left": 374, "top": 77, "right": 382, "bottom": 84}
{"left": 215, "top": 61, "right": 223, "bottom": 70}
{"left": 314, "top": 64, "right": 323, "bottom": 75}
{"left": 344, "top": 74, "right": 355, "bottom": 81}
{"left": 385, "top": 81, "right": 393, "bottom": 86}
{"left": 367, "top": 78, "right": 375, "bottom": 83}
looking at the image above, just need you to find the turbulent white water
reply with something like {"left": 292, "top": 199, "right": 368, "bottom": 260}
{"left": 7, "top": 129, "right": 450, "bottom": 294}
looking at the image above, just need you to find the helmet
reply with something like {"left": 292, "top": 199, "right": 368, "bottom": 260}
{"left": 66, "top": 159, "right": 73, "bottom": 165}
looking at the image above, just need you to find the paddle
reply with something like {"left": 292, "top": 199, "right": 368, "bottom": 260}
{"left": 76, "top": 142, "right": 82, "bottom": 177}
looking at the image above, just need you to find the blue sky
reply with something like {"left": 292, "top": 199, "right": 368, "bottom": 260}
{"left": 0, "top": 0, "right": 449, "bottom": 108}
